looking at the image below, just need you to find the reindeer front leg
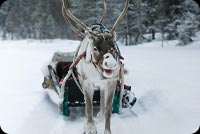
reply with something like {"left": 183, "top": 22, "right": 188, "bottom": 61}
{"left": 104, "top": 84, "right": 116, "bottom": 134}
{"left": 84, "top": 88, "right": 97, "bottom": 134}
{"left": 97, "top": 89, "right": 105, "bottom": 122}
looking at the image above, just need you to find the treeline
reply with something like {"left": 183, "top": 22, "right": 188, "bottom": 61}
{"left": 0, "top": 0, "right": 199, "bottom": 45}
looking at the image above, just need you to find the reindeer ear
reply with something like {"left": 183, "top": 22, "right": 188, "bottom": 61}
{"left": 85, "top": 30, "right": 93, "bottom": 39}
{"left": 85, "top": 39, "right": 93, "bottom": 62}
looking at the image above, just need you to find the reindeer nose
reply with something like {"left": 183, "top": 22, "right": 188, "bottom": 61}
{"left": 105, "top": 62, "right": 108, "bottom": 66}
{"left": 103, "top": 53, "right": 112, "bottom": 59}
{"left": 103, "top": 53, "right": 117, "bottom": 69}
{"left": 105, "top": 55, "right": 109, "bottom": 59}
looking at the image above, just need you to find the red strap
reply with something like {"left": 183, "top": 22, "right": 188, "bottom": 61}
{"left": 74, "top": 51, "right": 86, "bottom": 66}
{"left": 62, "top": 63, "right": 71, "bottom": 70}
{"left": 119, "top": 55, "right": 124, "bottom": 60}
{"left": 117, "top": 82, "right": 131, "bottom": 91}
{"left": 59, "top": 78, "right": 64, "bottom": 83}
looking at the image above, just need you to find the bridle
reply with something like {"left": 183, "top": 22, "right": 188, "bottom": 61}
{"left": 78, "top": 24, "right": 123, "bottom": 76}
{"left": 62, "top": 0, "right": 128, "bottom": 70}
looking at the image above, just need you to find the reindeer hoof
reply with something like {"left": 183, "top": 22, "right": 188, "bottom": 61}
{"left": 84, "top": 122, "right": 97, "bottom": 134}
{"left": 104, "top": 130, "right": 111, "bottom": 134}
{"left": 83, "top": 132, "right": 97, "bottom": 134}
{"left": 83, "top": 130, "right": 97, "bottom": 134}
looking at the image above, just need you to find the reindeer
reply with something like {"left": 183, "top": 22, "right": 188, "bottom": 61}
{"left": 61, "top": 0, "right": 129, "bottom": 134}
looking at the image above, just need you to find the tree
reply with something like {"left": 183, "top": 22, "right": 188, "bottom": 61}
{"left": 125, "top": 0, "right": 146, "bottom": 45}
{"left": 142, "top": 0, "right": 159, "bottom": 40}
{"left": 5, "top": 7, "right": 16, "bottom": 40}
{"left": 177, "top": 0, "right": 200, "bottom": 45}
{"left": 0, "top": 0, "right": 11, "bottom": 39}
{"left": 0, "top": 0, "right": 199, "bottom": 42}
{"left": 46, "top": 14, "right": 56, "bottom": 39}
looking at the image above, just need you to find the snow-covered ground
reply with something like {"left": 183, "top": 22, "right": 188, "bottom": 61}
{"left": 0, "top": 39, "right": 200, "bottom": 134}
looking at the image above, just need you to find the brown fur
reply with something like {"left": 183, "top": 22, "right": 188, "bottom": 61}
{"left": 42, "top": 77, "right": 55, "bottom": 89}
{"left": 93, "top": 37, "right": 115, "bottom": 64}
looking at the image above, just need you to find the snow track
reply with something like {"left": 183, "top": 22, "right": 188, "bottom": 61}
{"left": 0, "top": 40, "right": 200, "bottom": 134}
{"left": 112, "top": 109, "right": 144, "bottom": 134}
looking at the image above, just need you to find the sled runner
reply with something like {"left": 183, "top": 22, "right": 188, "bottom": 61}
{"left": 42, "top": 51, "right": 136, "bottom": 116}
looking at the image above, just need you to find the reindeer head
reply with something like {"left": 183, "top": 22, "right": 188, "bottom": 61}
{"left": 62, "top": 0, "right": 129, "bottom": 78}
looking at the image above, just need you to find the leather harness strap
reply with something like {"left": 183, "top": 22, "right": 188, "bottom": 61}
{"left": 74, "top": 51, "right": 86, "bottom": 66}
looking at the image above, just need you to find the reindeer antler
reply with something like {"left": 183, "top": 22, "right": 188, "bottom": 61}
{"left": 62, "top": 0, "right": 92, "bottom": 33}
{"left": 62, "top": 0, "right": 129, "bottom": 38}
{"left": 110, "top": 0, "right": 129, "bottom": 34}
{"left": 99, "top": 0, "right": 107, "bottom": 23}
{"left": 62, "top": 4, "right": 85, "bottom": 38}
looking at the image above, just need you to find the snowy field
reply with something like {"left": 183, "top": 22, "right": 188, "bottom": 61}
{"left": 0, "top": 39, "right": 200, "bottom": 134}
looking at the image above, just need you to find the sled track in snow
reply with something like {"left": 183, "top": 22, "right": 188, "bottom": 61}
{"left": 45, "top": 92, "right": 145, "bottom": 134}
{"left": 115, "top": 107, "right": 145, "bottom": 134}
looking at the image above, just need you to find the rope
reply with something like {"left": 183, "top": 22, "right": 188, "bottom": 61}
{"left": 60, "top": 67, "right": 73, "bottom": 98}
{"left": 60, "top": 42, "right": 125, "bottom": 111}
{"left": 60, "top": 48, "right": 87, "bottom": 98}
{"left": 119, "top": 63, "right": 125, "bottom": 109}
{"left": 71, "top": 71, "right": 84, "bottom": 94}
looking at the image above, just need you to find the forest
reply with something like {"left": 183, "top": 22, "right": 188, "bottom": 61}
{"left": 0, "top": 0, "right": 200, "bottom": 45}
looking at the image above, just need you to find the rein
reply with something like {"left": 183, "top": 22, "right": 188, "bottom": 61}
{"left": 60, "top": 24, "right": 125, "bottom": 109}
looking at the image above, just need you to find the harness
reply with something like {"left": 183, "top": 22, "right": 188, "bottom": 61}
{"left": 90, "top": 23, "right": 109, "bottom": 34}
{"left": 60, "top": 23, "right": 125, "bottom": 108}
{"left": 89, "top": 23, "right": 124, "bottom": 66}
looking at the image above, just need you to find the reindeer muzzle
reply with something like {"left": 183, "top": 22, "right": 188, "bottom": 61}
{"left": 102, "top": 53, "right": 119, "bottom": 78}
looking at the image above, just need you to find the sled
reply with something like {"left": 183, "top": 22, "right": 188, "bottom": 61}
{"left": 42, "top": 51, "right": 136, "bottom": 116}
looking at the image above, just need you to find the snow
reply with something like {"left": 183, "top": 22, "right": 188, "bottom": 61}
{"left": 0, "top": 39, "right": 200, "bottom": 134}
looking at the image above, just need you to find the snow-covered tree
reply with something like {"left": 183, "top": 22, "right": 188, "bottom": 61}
{"left": 177, "top": 0, "right": 200, "bottom": 45}
{"left": 0, "top": 0, "right": 11, "bottom": 39}
{"left": 46, "top": 14, "right": 56, "bottom": 39}
{"left": 125, "top": 0, "right": 147, "bottom": 45}
{"left": 5, "top": 6, "right": 16, "bottom": 40}
{"left": 142, "top": 0, "right": 159, "bottom": 40}
{"left": 0, "top": 0, "right": 199, "bottom": 42}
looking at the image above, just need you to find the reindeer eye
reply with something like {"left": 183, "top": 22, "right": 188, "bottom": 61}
{"left": 94, "top": 46, "right": 98, "bottom": 51}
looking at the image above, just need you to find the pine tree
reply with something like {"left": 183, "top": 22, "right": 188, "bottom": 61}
{"left": 125, "top": 0, "right": 146, "bottom": 45}
{"left": 0, "top": 0, "right": 11, "bottom": 39}
{"left": 46, "top": 14, "right": 56, "bottom": 39}
{"left": 0, "top": 0, "right": 199, "bottom": 42}
{"left": 142, "top": 0, "right": 159, "bottom": 40}
{"left": 5, "top": 6, "right": 16, "bottom": 40}
{"left": 32, "top": 0, "right": 52, "bottom": 39}
{"left": 177, "top": 0, "right": 200, "bottom": 45}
